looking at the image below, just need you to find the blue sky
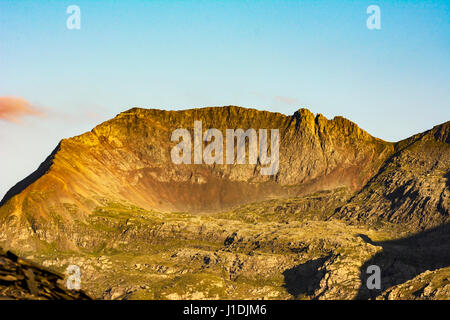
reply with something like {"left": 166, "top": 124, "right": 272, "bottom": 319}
{"left": 0, "top": 0, "right": 449, "bottom": 197}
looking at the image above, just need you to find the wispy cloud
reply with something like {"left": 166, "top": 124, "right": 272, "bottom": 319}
{"left": 274, "top": 96, "right": 299, "bottom": 105}
{"left": 0, "top": 96, "right": 45, "bottom": 123}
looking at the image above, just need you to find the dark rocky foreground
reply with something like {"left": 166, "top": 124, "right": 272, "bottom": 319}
{"left": 0, "top": 248, "right": 91, "bottom": 300}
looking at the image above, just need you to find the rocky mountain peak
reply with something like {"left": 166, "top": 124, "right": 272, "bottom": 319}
{"left": 0, "top": 106, "right": 448, "bottom": 301}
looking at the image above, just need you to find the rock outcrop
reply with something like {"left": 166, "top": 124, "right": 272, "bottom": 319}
{"left": 0, "top": 248, "right": 91, "bottom": 300}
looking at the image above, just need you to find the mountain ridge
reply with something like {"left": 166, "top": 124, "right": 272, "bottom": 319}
{"left": 0, "top": 106, "right": 393, "bottom": 214}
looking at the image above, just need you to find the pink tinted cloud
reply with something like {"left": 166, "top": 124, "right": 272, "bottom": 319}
{"left": 0, "top": 96, "right": 45, "bottom": 123}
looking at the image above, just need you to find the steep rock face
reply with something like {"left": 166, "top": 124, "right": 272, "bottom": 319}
{"left": 0, "top": 106, "right": 392, "bottom": 225}
{"left": 336, "top": 122, "right": 450, "bottom": 230}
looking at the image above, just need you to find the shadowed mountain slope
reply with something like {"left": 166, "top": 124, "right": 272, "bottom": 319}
{"left": 336, "top": 121, "right": 450, "bottom": 230}
{"left": 356, "top": 223, "right": 450, "bottom": 300}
